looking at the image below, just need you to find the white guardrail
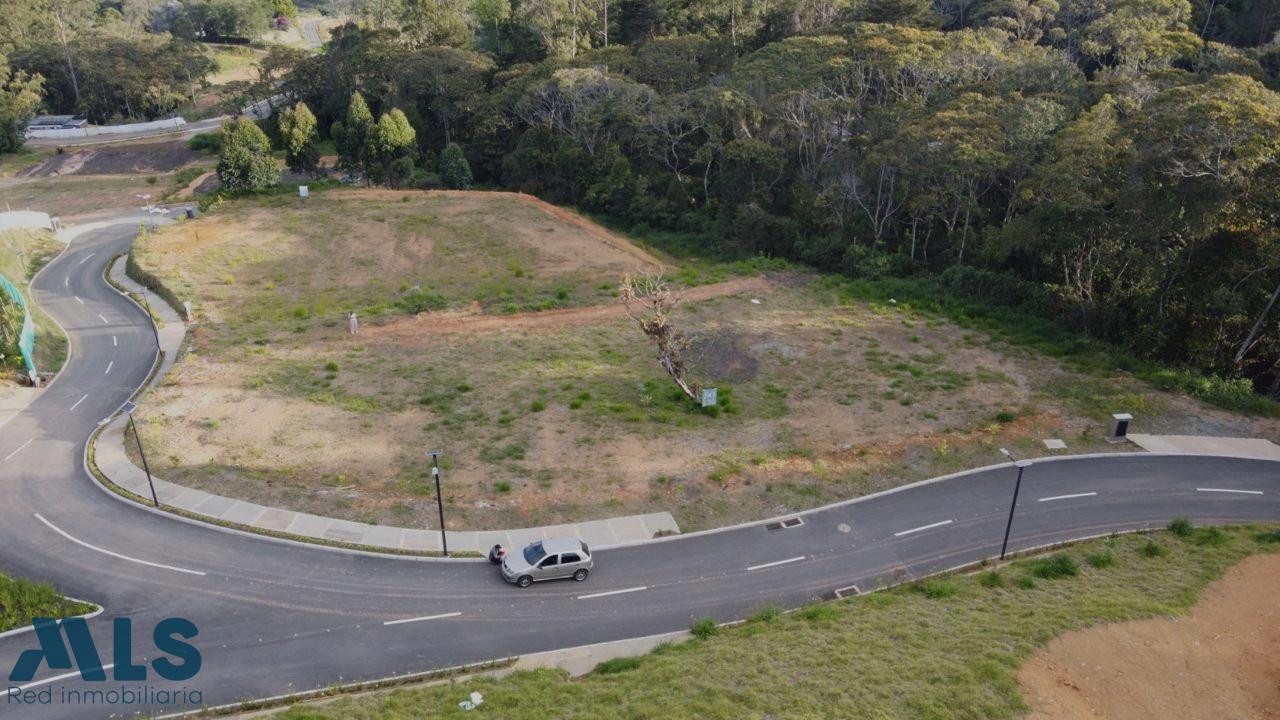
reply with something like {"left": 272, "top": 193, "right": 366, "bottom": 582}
{"left": 25, "top": 117, "right": 187, "bottom": 140}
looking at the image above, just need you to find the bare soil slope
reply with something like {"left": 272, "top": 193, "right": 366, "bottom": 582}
{"left": 1018, "top": 553, "right": 1280, "bottom": 720}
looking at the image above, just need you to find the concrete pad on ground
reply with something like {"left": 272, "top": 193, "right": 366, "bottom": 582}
{"left": 220, "top": 500, "right": 267, "bottom": 526}
{"left": 511, "top": 630, "right": 691, "bottom": 677}
{"left": 361, "top": 525, "right": 403, "bottom": 549}
{"left": 285, "top": 513, "right": 331, "bottom": 538}
{"left": 607, "top": 514, "right": 650, "bottom": 543}
{"left": 251, "top": 507, "right": 297, "bottom": 532}
{"left": 1129, "top": 434, "right": 1280, "bottom": 461}
{"left": 401, "top": 529, "right": 441, "bottom": 552}
{"left": 323, "top": 519, "right": 370, "bottom": 544}
{"left": 574, "top": 519, "right": 620, "bottom": 547}
{"left": 191, "top": 493, "right": 235, "bottom": 517}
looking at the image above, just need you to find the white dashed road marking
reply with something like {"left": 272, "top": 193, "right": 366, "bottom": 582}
{"left": 1197, "top": 487, "right": 1263, "bottom": 495}
{"left": 104, "top": 361, "right": 113, "bottom": 375}
{"left": 746, "top": 556, "right": 806, "bottom": 571}
{"left": 893, "top": 519, "right": 953, "bottom": 537}
{"left": 98, "top": 314, "right": 109, "bottom": 325}
{"left": 4, "top": 439, "right": 33, "bottom": 461}
{"left": 69, "top": 394, "right": 89, "bottom": 411}
{"left": 382, "top": 612, "right": 461, "bottom": 626}
{"left": 1038, "top": 492, "right": 1098, "bottom": 502}
{"left": 78, "top": 252, "right": 95, "bottom": 265}
{"left": 578, "top": 586, "right": 647, "bottom": 600}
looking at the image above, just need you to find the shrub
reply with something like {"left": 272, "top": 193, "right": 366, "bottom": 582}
{"left": 794, "top": 604, "right": 840, "bottom": 622}
{"left": 1086, "top": 552, "right": 1116, "bottom": 568}
{"left": 748, "top": 605, "right": 781, "bottom": 623}
{"left": 1168, "top": 517, "right": 1194, "bottom": 537}
{"left": 324, "top": 361, "right": 339, "bottom": 372}
{"left": 530, "top": 400, "right": 546, "bottom": 412}
{"left": 914, "top": 579, "right": 958, "bottom": 599}
{"left": 1016, "top": 576, "right": 1036, "bottom": 589}
{"left": 1027, "top": 554, "right": 1080, "bottom": 579}
{"left": 186, "top": 132, "right": 222, "bottom": 154}
{"left": 1256, "top": 528, "right": 1280, "bottom": 544}
{"left": 994, "top": 410, "right": 1016, "bottom": 423}
{"left": 1195, "top": 527, "right": 1227, "bottom": 546}
{"left": 398, "top": 289, "right": 446, "bottom": 314}
{"left": 690, "top": 617, "right": 719, "bottom": 639}
{"left": 594, "top": 657, "right": 642, "bottom": 674}
{"left": 439, "top": 142, "right": 473, "bottom": 190}
{"left": 494, "top": 480, "right": 511, "bottom": 493}
{"left": 978, "top": 571, "right": 1004, "bottom": 588}
{"left": 1139, "top": 540, "right": 1167, "bottom": 558}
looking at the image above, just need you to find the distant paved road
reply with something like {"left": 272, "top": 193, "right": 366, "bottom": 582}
{"left": 0, "top": 218, "right": 1276, "bottom": 718}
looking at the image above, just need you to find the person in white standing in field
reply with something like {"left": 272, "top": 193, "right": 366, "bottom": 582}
{"left": 348, "top": 311, "right": 358, "bottom": 335}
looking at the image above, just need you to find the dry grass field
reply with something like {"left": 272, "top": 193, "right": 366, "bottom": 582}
{"left": 129, "top": 189, "right": 1280, "bottom": 531}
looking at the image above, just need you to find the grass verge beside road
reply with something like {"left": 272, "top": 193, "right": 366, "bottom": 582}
{"left": 0, "top": 574, "right": 95, "bottom": 633}
{"left": 270, "top": 524, "right": 1280, "bottom": 720}
{"left": 0, "top": 228, "right": 68, "bottom": 377}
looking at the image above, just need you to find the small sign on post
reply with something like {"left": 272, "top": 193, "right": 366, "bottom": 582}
{"left": 700, "top": 388, "right": 717, "bottom": 408}
{"left": 182, "top": 300, "right": 193, "bottom": 322}
{"left": 298, "top": 185, "right": 309, "bottom": 198}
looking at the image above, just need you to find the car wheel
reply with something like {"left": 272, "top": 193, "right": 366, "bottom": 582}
{"left": 517, "top": 575, "right": 533, "bottom": 588}
{"left": 573, "top": 569, "right": 589, "bottom": 582}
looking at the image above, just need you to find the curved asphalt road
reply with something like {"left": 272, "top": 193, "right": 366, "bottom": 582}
{"left": 0, "top": 221, "right": 1277, "bottom": 718}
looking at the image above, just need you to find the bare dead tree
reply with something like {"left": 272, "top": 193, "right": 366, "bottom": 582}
{"left": 619, "top": 271, "right": 700, "bottom": 401}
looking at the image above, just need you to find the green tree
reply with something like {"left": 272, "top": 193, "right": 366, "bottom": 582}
{"left": 278, "top": 101, "right": 320, "bottom": 176}
{"left": 400, "top": 0, "right": 474, "bottom": 46}
{"left": 0, "top": 56, "right": 44, "bottom": 155}
{"left": 366, "top": 108, "right": 417, "bottom": 187}
{"left": 337, "top": 91, "right": 375, "bottom": 176}
{"left": 217, "top": 116, "right": 280, "bottom": 192}
{"left": 439, "top": 142, "right": 473, "bottom": 188}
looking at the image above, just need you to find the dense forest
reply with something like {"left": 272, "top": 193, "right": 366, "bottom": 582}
{"left": 3, "top": 0, "right": 1280, "bottom": 403}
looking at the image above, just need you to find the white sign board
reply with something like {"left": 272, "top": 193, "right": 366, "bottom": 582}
{"left": 701, "top": 388, "right": 717, "bottom": 408}
{"left": 299, "top": 185, "right": 309, "bottom": 198}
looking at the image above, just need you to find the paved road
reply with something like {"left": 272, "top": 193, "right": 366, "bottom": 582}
{"left": 0, "top": 222, "right": 1276, "bottom": 718}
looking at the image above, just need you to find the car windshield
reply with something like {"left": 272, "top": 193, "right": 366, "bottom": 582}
{"left": 523, "top": 541, "right": 546, "bottom": 565}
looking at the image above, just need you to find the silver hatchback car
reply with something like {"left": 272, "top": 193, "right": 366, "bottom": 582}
{"left": 501, "top": 538, "right": 593, "bottom": 587}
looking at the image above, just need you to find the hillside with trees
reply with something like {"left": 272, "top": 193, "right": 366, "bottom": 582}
{"left": 281, "top": 0, "right": 1280, "bottom": 403}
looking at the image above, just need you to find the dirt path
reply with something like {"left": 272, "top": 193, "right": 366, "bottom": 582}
{"left": 1017, "top": 553, "right": 1280, "bottom": 720}
{"left": 367, "top": 275, "right": 773, "bottom": 342}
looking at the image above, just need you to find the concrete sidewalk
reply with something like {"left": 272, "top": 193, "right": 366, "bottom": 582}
{"left": 1128, "top": 434, "right": 1280, "bottom": 461}
{"left": 95, "top": 259, "right": 680, "bottom": 553}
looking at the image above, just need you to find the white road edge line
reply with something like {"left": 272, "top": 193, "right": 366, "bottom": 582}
{"left": 104, "top": 361, "right": 113, "bottom": 375}
{"left": 1037, "top": 492, "right": 1098, "bottom": 502}
{"left": 69, "top": 394, "right": 89, "bottom": 411}
{"left": 33, "top": 513, "right": 207, "bottom": 576}
{"left": 577, "top": 586, "right": 647, "bottom": 600}
{"left": 78, "top": 252, "right": 95, "bottom": 266}
{"left": 382, "top": 611, "right": 461, "bottom": 626}
{"left": 1196, "top": 487, "right": 1263, "bottom": 495}
{"left": 893, "top": 519, "right": 953, "bottom": 537}
{"left": 746, "top": 555, "right": 806, "bottom": 571}
{"left": 4, "top": 438, "right": 33, "bottom": 461}
{"left": 98, "top": 314, "right": 109, "bottom": 325}
{"left": 17, "top": 664, "right": 115, "bottom": 692}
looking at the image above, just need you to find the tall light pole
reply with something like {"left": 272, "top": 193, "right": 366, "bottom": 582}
{"left": 998, "top": 447, "right": 1029, "bottom": 561}
{"left": 122, "top": 401, "right": 159, "bottom": 507}
{"left": 427, "top": 450, "right": 447, "bottom": 557}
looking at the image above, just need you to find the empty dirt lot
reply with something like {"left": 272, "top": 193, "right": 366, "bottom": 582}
{"left": 1018, "top": 552, "right": 1280, "bottom": 720}
{"left": 129, "top": 189, "right": 1280, "bottom": 531}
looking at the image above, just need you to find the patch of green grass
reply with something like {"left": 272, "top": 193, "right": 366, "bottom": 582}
{"left": 0, "top": 573, "right": 95, "bottom": 633}
{"left": 1087, "top": 552, "right": 1116, "bottom": 568}
{"left": 267, "top": 528, "right": 1279, "bottom": 720}
{"left": 1026, "top": 554, "right": 1080, "bottom": 580}
{"left": 1169, "top": 517, "right": 1194, "bottom": 537}
{"left": 690, "top": 617, "right": 719, "bottom": 640}
{"left": 977, "top": 570, "right": 1005, "bottom": 588}
{"left": 594, "top": 656, "right": 643, "bottom": 674}
{"left": 1139, "top": 540, "right": 1168, "bottom": 558}
{"left": 912, "top": 579, "right": 959, "bottom": 599}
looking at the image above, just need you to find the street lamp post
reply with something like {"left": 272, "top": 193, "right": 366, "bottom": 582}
{"left": 427, "top": 450, "right": 448, "bottom": 557}
{"left": 998, "top": 447, "right": 1029, "bottom": 561}
{"left": 122, "top": 401, "right": 159, "bottom": 507}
